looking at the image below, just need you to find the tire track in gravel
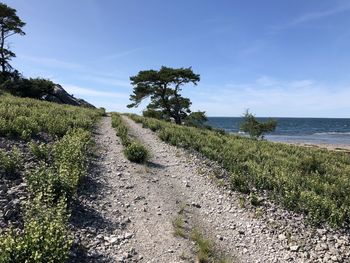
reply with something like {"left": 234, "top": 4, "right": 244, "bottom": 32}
{"left": 121, "top": 115, "right": 339, "bottom": 263}
{"left": 69, "top": 116, "right": 196, "bottom": 263}
{"left": 70, "top": 115, "right": 348, "bottom": 263}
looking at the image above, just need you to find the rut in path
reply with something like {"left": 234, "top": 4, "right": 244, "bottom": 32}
{"left": 70, "top": 116, "right": 320, "bottom": 263}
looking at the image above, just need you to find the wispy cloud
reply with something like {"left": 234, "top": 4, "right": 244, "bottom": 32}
{"left": 271, "top": 3, "right": 350, "bottom": 32}
{"left": 192, "top": 76, "right": 350, "bottom": 117}
{"left": 63, "top": 84, "right": 128, "bottom": 99}
{"left": 19, "top": 55, "right": 85, "bottom": 71}
{"left": 101, "top": 47, "right": 144, "bottom": 61}
{"left": 290, "top": 4, "right": 350, "bottom": 26}
{"left": 17, "top": 54, "right": 131, "bottom": 88}
{"left": 78, "top": 75, "right": 130, "bottom": 88}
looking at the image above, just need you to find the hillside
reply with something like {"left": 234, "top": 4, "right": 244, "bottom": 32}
{"left": 0, "top": 96, "right": 349, "bottom": 262}
{"left": 0, "top": 94, "right": 103, "bottom": 262}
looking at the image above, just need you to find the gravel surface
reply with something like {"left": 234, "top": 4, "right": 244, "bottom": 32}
{"left": 69, "top": 116, "right": 350, "bottom": 263}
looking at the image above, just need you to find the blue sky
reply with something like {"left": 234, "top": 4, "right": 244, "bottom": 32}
{"left": 4, "top": 0, "right": 350, "bottom": 117}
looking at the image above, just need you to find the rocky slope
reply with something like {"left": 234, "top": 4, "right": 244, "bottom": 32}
{"left": 43, "top": 84, "right": 95, "bottom": 108}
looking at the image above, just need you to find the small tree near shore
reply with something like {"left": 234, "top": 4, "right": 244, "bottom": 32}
{"left": 240, "top": 110, "right": 277, "bottom": 139}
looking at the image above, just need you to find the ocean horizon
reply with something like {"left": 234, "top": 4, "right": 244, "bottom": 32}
{"left": 206, "top": 117, "right": 350, "bottom": 146}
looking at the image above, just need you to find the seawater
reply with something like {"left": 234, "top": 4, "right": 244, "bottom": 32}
{"left": 206, "top": 117, "right": 350, "bottom": 146}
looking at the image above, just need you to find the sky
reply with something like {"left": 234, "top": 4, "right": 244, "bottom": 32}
{"left": 3, "top": 0, "right": 350, "bottom": 117}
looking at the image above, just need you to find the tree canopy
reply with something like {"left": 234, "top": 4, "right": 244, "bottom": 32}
{"left": 0, "top": 77, "right": 55, "bottom": 99}
{"left": 0, "top": 2, "right": 25, "bottom": 77}
{"left": 128, "top": 66, "right": 200, "bottom": 124}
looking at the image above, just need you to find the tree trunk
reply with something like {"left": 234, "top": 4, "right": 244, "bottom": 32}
{"left": 160, "top": 83, "right": 173, "bottom": 120}
{"left": 0, "top": 28, "right": 5, "bottom": 74}
{"left": 173, "top": 88, "right": 182, "bottom": 124}
{"left": 174, "top": 114, "right": 182, "bottom": 124}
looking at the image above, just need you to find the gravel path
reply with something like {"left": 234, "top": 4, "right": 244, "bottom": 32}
{"left": 69, "top": 116, "right": 350, "bottom": 263}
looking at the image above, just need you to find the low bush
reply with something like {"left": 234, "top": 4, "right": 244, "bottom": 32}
{"left": 0, "top": 148, "right": 21, "bottom": 178}
{"left": 111, "top": 113, "right": 149, "bottom": 163}
{"left": 0, "top": 197, "right": 71, "bottom": 263}
{"left": 29, "top": 141, "right": 52, "bottom": 162}
{"left": 123, "top": 141, "right": 149, "bottom": 163}
{"left": 28, "top": 129, "right": 91, "bottom": 201}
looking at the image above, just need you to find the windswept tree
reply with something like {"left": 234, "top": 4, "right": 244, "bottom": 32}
{"left": 0, "top": 2, "right": 25, "bottom": 76}
{"left": 240, "top": 110, "right": 277, "bottom": 139}
{"left": 128, "top": 66, "right": 200, "bottom": 124}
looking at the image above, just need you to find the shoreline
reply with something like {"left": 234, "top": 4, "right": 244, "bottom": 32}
{"left": 228, "top": 132, "right": 350, "bottom": 152}
{"left": 281, "top": 141, "right": 350, "bottom": 152}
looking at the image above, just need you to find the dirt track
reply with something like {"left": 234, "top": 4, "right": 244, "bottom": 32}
{"left": 69, "top": 116, "right": 350, "bottom": 263}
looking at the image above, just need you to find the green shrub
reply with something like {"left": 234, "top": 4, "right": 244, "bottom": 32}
{"left": 29, "top": 141, "right": 51, "bottom": 161}
{"left": 0, "top": 148, "right": 21, "bottom": 178}
{"left": 0, "top": 197, "right": 71, "bottom": 263}
{"left": 250, "top": 192, "right": 261, "bottom": 206}
{"left": 28, "top": 129, "right": 91, "bottom": 200}
{"left": 123, "top": 141, "right": 149, "bottom": 163}
{"left": 52, "top": 128, "right": 91, "bottom": 195}
{"left": 112, "top": 113, "right": 149, "bottom": 163}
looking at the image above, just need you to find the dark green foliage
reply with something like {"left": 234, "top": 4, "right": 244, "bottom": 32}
{"left": 128, "top": 66, "right": 200, "bottom": 124}
{"left": 240, "top": 110, "right": 277, "bottom": 139}
{"left": 0, "top": 2, "right": 25, "bottom": 74}
{"left": 98, "top": 107, "right": 107, "bottom": 116}
{"left": 299, "top": 155, "right": 325, "bottom": 175}
{"left": 29, "top": 141, "right": 51, "bottom": 162}
{"left": 230, "top": 173, "right": 250, "bottom": 194}
{"left": 142, "top": 108, "right": 164, "bottom": 120}
{"left": 1, "top": 77, "right": 55, "bottom": 99}
{"left": 123, "top": 141, "right": 149, "bottom": 163}
{"left": 185, "top": 111, "right": 208, "bottom": 128}
{"left": 0, "top": 148, "right": 21, "bottom": 178}
{"left": 250, "top": 193, "right": 261, "bottom": 206}
{"left": 128, "top": 114, "right": 350, "bottom": 227}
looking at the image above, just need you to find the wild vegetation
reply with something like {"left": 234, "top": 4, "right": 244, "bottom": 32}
{"left": 0, "top": 94, "right": 102, "bottom": 140}
{"left": 0, "top": 148, "right": 21, "bottom": 178}
{"left": 172, "top": 204, "right": 232, "bottom": 263}
{"left": 111, "top": 113, "right": 149, "bottom": 163}
{"left": 0, "top": 94, "right": 102, "bottom": 262}
{"left": 128, "top": 114, "right": 350, "bottom": 228}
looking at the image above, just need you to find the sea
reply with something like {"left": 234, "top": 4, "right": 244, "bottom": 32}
{"left": 206, "top": 117, "right": 350, "bottom": 147}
